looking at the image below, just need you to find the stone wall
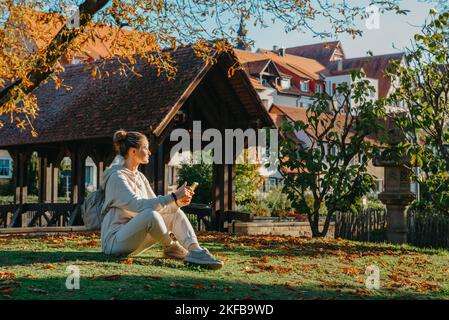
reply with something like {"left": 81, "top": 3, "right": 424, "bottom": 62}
{"left": 232, "top": 220, "right": 335, "bottom": 238}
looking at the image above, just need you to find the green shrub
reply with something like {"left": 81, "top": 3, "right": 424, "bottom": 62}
{"left": 177, "top": 162, "right": 213, "bottom": 206}
{"left": 236, "top": 201, "right": 270, "bottom": 217}
{"left": 0, "top": 180, "right": 14, "bottom": 196}
{"left": 262, "top": 185, "right": 293, "bottom": 217}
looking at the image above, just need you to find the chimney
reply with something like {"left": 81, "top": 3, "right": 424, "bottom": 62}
{"left": 337, "top": 59, "right": 343, "bottom": 72}
{"left": 273, "top": 45, "right": 279, "bottom": 52}
{"left": 279, "top": 47, "right": 286, "bottom": 57}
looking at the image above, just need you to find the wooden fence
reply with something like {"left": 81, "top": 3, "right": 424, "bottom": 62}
{"left": 335, "top": 209, "right": 449, "bottom": 248}
{"left": 334, "top": 209, "right": 387, "bottom": 242}
{"left": 407, "top": 210, "right": 449, "bottom": 248}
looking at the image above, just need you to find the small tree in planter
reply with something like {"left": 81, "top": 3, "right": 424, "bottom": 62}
{"left": 278, "top": 71, "right": 386, "bottom": 237}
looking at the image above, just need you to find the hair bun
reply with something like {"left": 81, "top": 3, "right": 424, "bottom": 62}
{"left": 113, "top": 129, "right": 128, "bottom": 143}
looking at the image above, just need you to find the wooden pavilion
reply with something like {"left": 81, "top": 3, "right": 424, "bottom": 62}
{"left": 0, "top": 46, "right": 273, "bottom": 230}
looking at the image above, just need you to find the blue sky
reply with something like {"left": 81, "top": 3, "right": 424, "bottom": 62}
{"left": 247, "top": 0, "right": 436, "bottom": 58}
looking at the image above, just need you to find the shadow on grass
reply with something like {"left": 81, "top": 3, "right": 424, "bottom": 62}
{"left": 0, "top": 273, "right": 441, "bottom": 300}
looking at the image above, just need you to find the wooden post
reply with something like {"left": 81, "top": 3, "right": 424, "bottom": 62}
{"left": 12, "top": 151, "right": 20, "bottom": 205}
{"left": 70, "top": 146, "right": 87, "bottom": 204}
{"left": 52, "top": 166, "right": 59, "bottom": 203}
{"left": 45, "top": 164, "right": 53, "bottom": 203}
{"left": 38, "top": 154, "right": 48, "bottom": 203}
{"left": 227, "top": 163, "right": 236, "bottom": 211}
{"left": 70, "top": 148, "right": 78, "bottom": 204}
{"left": 97, "top": 161, "right": 104, "bottom": 189}
{"left": 77, "top": 150, "right": 87, "bottom": 204}
{"left": 154, "top": 143, "right": 165, "bottom": 195}
{"left": 18, "top": 152, "right": 31, "bottom": 205}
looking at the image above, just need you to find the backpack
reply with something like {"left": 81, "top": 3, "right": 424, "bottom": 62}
{"left": 81, "top": 188, "right": 109, "bottom": 230}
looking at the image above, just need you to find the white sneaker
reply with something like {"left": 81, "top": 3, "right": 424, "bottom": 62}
{"left": 163, "top": 241, "right": 189, "bottom": 260}
{"left": 184, "top": 248, "right": 223, "bottom": 269}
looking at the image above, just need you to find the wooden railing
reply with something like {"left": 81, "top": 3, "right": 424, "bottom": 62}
{"left": 0, "top": 203, "right": 252, "bottom": 232}
{"left": 0, "top": 203, "right": 79, "bottom": 228}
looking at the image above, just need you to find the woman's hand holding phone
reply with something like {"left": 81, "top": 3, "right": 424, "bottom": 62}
{"left": 173, "top": 182, "right": 196, "bottom": 207}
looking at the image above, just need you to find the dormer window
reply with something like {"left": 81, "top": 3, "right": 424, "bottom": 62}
{"left": 280, "top": 78, "right": 291, "bottom": 90}
{"left": 261, "top": 78, "right": 269, "bottom": 87}
{"left": 301, "top": 80, "right": 309, "bottom": 92}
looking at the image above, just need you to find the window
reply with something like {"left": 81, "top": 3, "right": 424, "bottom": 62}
{"left": 280, "top": 78, "right": 291, "bottom": 90}
{"left": 315, "top": 83, "right": 322, "bottom": 93}
{"left": 301, "top": 81, "right": 309, "bottom": 92}
{"left": 376, "top": 179, "right": 383, "bottom": 193}
{"left": 359, "top": 153, "right": 366, "bottom": 164}
{"left": 329, "top": 145, "right": 337, "bottom": 156}
{"left": 0, "top": 159, "right": 11, "bottom": 177}
{"left": 85, "top": 166, "right": 93, "bottom": 186}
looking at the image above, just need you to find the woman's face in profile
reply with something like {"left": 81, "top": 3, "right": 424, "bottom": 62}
{"left": 130, "top": 139, "right": 151, "bottom": 164}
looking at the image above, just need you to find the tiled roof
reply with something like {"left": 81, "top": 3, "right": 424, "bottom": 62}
{"left": 6, "top": 6, "right": 154, "bottom": 65}
{"left": 249, "top": 77, "right": 266, "bottom": 90}
{"left": 285, "top": 41, "right": 342, "bottom": 66}
{"left": 327, "top": 53, "right": 405, "bottom": 97}
{"left": 269, "top": 104, "right": 379, "bottom": 144}
{"left": 258, "top": 49, "right": 327, "bottom": 80}
{"left": 0, "top": 47, "right": 210, "bottom": 147}
{"left": 233, "top": 49, "right": 268, "bottom": 63}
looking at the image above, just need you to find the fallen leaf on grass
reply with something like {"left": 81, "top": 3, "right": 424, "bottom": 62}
{"left": 254, "top": 264, "right": 293, "bottom": 274}
{"left": 416, "top": 281, "right": 440, "bottom": 292}
{"left": 2, "top": 279, "right": 21, "bottom": 287}
{"left": 243, "top": 266, "right": 260, "bottom": 274}
{"left": 193, "top": 283, "right": 206, "bottom": 290}
{"left": 169, "top": 282, "right": 179, "bottom": 288}
{"left": 119, "top": 258, "right": 134, "bottom": 265}
{"left": 0, "top": 286, "right": 16, "bottom": 294}
{"left": 41, "top": 264, "right": 56, "bottom": 270}
{"left": 28, "top": 288, "right": 48, "bottom": 295}
{"left": 340, "top": 266, "right": 359, "bottom": 276}
{"left": 78, "top": 240, "right": 98, "bottom": 247}
{"left": 0, "top": 272, "right": 15, "bottom": 280}
{"left": 224, "top": 286, "right": 232, "bottom": 293}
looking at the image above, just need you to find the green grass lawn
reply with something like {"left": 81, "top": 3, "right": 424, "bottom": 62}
{"left": 1, "top": 231, "right": 449, "bottom": 300}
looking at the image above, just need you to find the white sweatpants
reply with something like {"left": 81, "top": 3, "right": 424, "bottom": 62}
{"left": 108, "top": 207, "right": 199, "bottom": 256}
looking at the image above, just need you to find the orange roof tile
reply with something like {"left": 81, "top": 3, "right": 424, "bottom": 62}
{"left": 259, "top": 50, "right": 328, "bottom": 81}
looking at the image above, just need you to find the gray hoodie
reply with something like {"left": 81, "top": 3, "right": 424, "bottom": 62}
{"left": 100, "top": 155, "right": 177, "bottom": 254}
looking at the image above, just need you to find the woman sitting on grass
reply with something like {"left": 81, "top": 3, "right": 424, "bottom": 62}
{"left": 99, "top": 129, "right": 223, "bottom": 269}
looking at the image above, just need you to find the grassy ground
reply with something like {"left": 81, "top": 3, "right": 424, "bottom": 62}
{"left": 0, "top": 231, "right": 448, "bottom": 300}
